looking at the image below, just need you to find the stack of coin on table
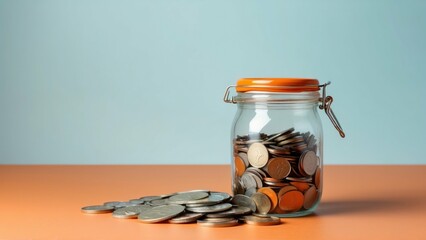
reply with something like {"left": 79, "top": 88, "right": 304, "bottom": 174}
{"left": 81, "top": 190, "right": 281, "bottom": 227}
{"left": 233, "top": 127, "right": 321, "bottom": 215}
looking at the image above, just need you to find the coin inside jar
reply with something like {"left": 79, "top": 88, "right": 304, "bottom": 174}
{"left": 266, "top": 157, "right": 291, "bottom": 180}
{"left": 247, "top": 143, "right": 269, "bottom": 168}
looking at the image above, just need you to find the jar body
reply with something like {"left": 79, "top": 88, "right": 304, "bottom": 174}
{"left": 231, "top": 92, "right": 323, "bottom": 217}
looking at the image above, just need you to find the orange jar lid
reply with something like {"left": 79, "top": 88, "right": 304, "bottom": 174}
{"left": 236, "top": 78, "right": 319, "bottom": 93}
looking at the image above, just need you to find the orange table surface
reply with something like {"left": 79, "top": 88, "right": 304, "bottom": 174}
{"left": 1, "top": 165, "right": 425, "bottom": 240}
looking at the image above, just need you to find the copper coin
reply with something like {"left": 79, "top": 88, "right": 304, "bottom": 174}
{"left": 238, "top": 152, "right": 249, "bottom": 167}
{"left": 243, "top": 215, "right": 281, "bottom": 226}
{"left": 303, "top": 186, "right": 318, "bottom": 209}
{"left": 263, "top": 177, "right": 283, "bottom": 183}
{"left": 314, "top": 168, "right": 321, "bottom": 188}
{"left": 279, "top": 190, "right": 304, "bottom": 212}
{"left": 285, "top": 177, "right": 312, "bottom": 183}
{"left": 266, "top": 157, "right": 291, "bottom": 180}
{"left": 251, "top": 192, "right": 271, "bottom": 214}
{"left": 277, "top": 185, "right": 298, "bottom": 199}
{"left": 257, "top": 187, "right": 278, "bottom": 212}
{"left": 275, "top": 132, "right": 300, "bottom": 142}
{"left": 234, "top": 155, "right": 246, "bottom": 177}
{"left": 290, "top": 182, "right": 310, "bottom": 192}
{"left": 299, "top": 150, "right": 318, "bottom": 176}
{"left": 247, "top": 143, "right": 269, "bottom": 168}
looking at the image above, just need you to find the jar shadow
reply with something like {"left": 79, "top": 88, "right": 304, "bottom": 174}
{"left": 314, "top": 197, "right": 418, "bottom": 216}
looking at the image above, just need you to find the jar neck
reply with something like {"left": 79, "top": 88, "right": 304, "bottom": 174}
{"left": 234, "top": 91, "right": 320, "bottom": 109}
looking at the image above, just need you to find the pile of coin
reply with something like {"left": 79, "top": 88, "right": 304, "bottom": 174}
{"left": 233, "top": 127, "right": 321, "bottom": 215}
{"left": 81, "top": 190, "right": 281, "bottom": 227}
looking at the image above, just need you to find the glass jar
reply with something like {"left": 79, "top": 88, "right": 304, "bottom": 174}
{"left": 224, "top": 78, "right": 344, "bottom": 217}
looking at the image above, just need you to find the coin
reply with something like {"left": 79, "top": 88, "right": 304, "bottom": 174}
{"left": 138, "top": 204, "right": 185, "bottom": 223}
{"left": 244, "top": 187, "right": 257, "bottom": 197}
{"left": 238, "top": 152, "right": 249, "bottom": 167}
{"left": 265, "top": 128, "right": 295, "bottom": 142}
{"left": 197, "top": 219, "right": 239, "bottom": 227}
{"left": 314, "top": 168, "right": 321, "bottom": 188}
{"left": 241, "top": 172, "right": 258, "bottom": 189}
{"left": 103, "top": 201, "right": 123, "bottom": 208}
{"left": 139, "top": 196, "right": 163, "bottom": 202}
{"left": 186, "top": 203, "right": 233, "bottom": 213}
{"left": 277, "top": 185, "right": 298, "bottom": 199}
{"left": 247, "top": 143, "right": 269, "bottom": 168}
{"left": 266, "top": 157, "right": 291, "bottom": 180}
{"left": 279, "top": 190, "right": 304, "bottom": 212}
{"left": 257, "top": 187, "right": 278, "bottom": 212}
{"left": 210, "top": 192, "right": 232, "bottom": 202}
{"left": 169, "top": 213, "right": 204, "bottom": 224}
{"left": 81, "top": 205, "right": 114, "bottom": 214}
{"left": 112, "top": 205, "right": 152, "bottom": 219}
{"left": 231, "top": 194, "right": 257, "bottom": 212}
{"left": 168, "top": 191, "right": 209, "bottom": 204}
{"left": 303, "top": 186, "right": 318, "bottom": 209}
{"left": 251, "top": 192, "right": 271, "bottom": 214}
{"left": 128, "top": 199, "right": 145, "bottom": 205}
{"left": 299, "top": 150, "right": 318, "bottom": 176}
{"left": 290, "top": 181, "right": 310, "bottom": 192}
{"left": 206, "top": 206, "right": 252, "bottom": 218}
{"left": 234, "top": 155, "right": 246, "bottom": 177}
{"left": 184, "top": 194, "right": 226, "bottom": 207}
{"left": 243, "top": 215, "right": 281, "bottom": 226}
{"left": 148, "top": 198, "right": 169, "bottom": 206}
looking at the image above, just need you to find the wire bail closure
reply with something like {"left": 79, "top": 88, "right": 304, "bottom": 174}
{"left": 319, "top": 82, "right": 345, "bottom": 138}
{"left": 223, "top": 81, "right": 345, "bottom": 138}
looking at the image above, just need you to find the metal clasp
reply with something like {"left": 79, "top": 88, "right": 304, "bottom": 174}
{"left": 223, "top": 85, "right": 237, "bottom": 104}
{"left": 319, "top": 82, "right": 345, "bottom": 138}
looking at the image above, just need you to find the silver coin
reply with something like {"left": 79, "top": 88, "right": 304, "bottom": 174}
{"left": 247, "top": 143, "right": 269, "bottom": 168}
{"left": 231, "top": 194, "right": 257, "bottom": 212}
{"left": 112, "top": 205, "right": 152, "bottom": 219}
{"left": 251, "top": 192, "right": 271, "bottom": 214}
{"left": 148, "top": 198, "right": 169, "bottom": 206}
{"left": 210, "top": 192, "right": 232, "bottom": 202}
{"left": 138, "top": 204, "right": 185, "bottom": 223}
{"left": 186, "top": 203, "right": 233, "bottom": 213}
{"left": 206, "top": 206, "right": 252, "bottom": 218}
{"left": 244, "top": 187, "right": 257, "bottom": 197}
{"left": 139, "top": 196, "right": 163, "bottom": 202}
{"left": 241, "top": 173, "right": 257, "bottom": 189}
{"left": 183, "top": 194, "right": 225, "bottom": 207}
{"left": 129, "top": 199, "right": 145, "bottom": 205}
{"left": 81, "top": 205, "right": 114, "bottom": 214}
{"left": 114, "top": 201, "right": 140, "bottom": 208}
{"left": 197, "top": 219, "right": 239, "bottom": 227}
{"left": 103, "top": 201, "right": 123, "bottom": 208}
{"left": 169, "top": 213, "right": 204, "bottom": 224}
{"left": 168, "top": 191, "right": 209, "bottom": 204}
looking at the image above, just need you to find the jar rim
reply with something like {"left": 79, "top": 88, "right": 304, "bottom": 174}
{"left": 236, "top": 78, "right": 319, "bottom": 93}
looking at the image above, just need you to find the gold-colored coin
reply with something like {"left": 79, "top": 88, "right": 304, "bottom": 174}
{"left": 247, "top": 143, "right": 269, "bottom": 168}
{"left": 290, "top": 181, "right": 310, "bottom": 192}
{"left": 277, "top": 185, "right": 297, "bottom": 199}
{"left": 234, "top": 155, "right": 246, "bottom": 177}
{"left": 278, "top": 190, "right": 304, "bottom": 212}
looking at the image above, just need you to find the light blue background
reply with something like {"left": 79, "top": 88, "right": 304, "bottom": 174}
{"left": 1, "top": 0, "right": 425, "bottom": 164}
